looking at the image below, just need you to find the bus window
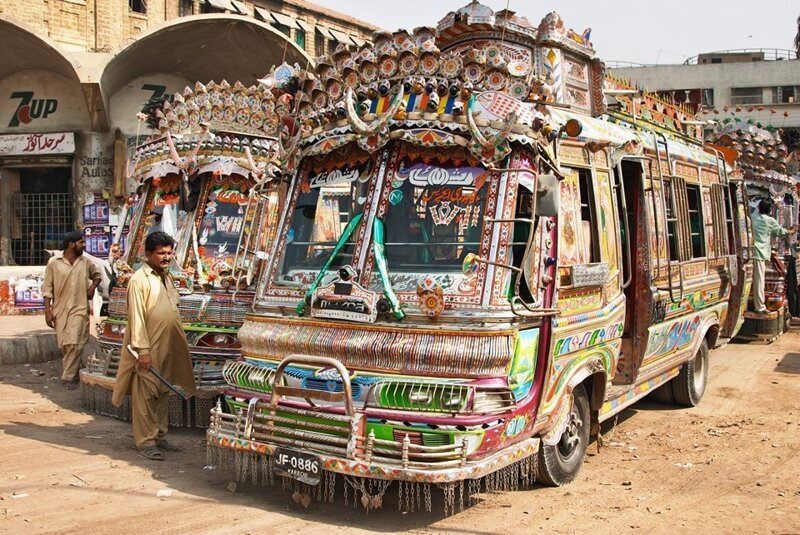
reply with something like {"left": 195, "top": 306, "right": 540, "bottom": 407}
{"left": 725, "top": 184, "right": 738, "bottom": 254}
{"left": 686, "top": 184, "right": 706, "bottom": 258}
{"left": 577, "top": 169, "right": 600, "bottom": 263}
{"left": 561, "top": 168, "right": 599, "bottom": 267}
{"left": 382, "top": 154, "right": 488, "bottom": 272}
{"left": 664, "top": 179, "right": 680, "bottom": 262}
{"left": 711, "top": 183, "right": 732, "bottom": 257}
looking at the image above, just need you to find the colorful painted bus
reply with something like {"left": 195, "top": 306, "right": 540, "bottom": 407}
{"left": 714, "top": 122, "right": 797, "bottom": 341}
{"left": 80, "top": 66, "right": 298, "bottom": 426}
{"left": 206, "top": 3, "right": 751, "bottom": 513}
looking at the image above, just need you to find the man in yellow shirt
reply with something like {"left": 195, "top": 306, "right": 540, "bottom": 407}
{"left": 111, "top": 231, "right": 196, "bottom": 460}
{"left": 43, "top": 231, "right": 102, "bottom": 389}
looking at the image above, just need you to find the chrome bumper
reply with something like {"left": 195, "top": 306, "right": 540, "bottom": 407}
{"left": 207, "top": 354, "right": 539, "bottom": 483}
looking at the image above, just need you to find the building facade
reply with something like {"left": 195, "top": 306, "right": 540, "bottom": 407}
{"left": 610, "top": 50, "right": 800, "bottom": 174}
{"left": 0, "top": 1, "right": 377, "bottom": 271}
{"left": 0, "top": 0, "right": 376, "bottom": 57}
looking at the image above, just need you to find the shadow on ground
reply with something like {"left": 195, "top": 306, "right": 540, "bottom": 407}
{"left": 0, "top": 358, "right": 533, "bottom": 533}
{"left": 1, "top": 340, "right": 714, "bottom": 532}
{"left": 776, "top": 352, "right": 800, "bottom": 374}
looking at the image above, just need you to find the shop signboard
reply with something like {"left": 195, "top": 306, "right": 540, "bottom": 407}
{"left": 0, "top": 132, "right": 75, "bottom": 156}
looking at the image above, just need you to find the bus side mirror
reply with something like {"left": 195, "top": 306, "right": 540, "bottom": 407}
{"left": 536, "top": 174, "right": 560, "bottom": 217}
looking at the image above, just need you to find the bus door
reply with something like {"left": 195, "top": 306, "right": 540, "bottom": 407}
{"left": 613, "top": 158, "right": 655, "bottom": 384}
{"left": 720, "top": 180, "right": 751, "bottom": 340}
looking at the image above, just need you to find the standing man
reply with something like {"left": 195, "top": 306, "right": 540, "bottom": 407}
{"left": 43, "top": 231, "right": 102, "bottom": 389}
{"left": 751, "top": 200, "right": 797, "bottom": 313}
{"left": 112, "top": 231, "right": 195, "bottom": 461}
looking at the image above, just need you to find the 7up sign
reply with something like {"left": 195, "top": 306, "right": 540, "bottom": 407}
{"left": 8, "top": 92, "right": 58, "bottom": 127}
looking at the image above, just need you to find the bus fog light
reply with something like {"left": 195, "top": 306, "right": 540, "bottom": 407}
{"left": 409, "top": 391, "right": 432, "bottom": 404}
{"left": 441, "top": 394, "right": 465, "bottom": 408}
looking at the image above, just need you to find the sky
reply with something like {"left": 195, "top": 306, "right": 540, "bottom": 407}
{"left": 321, "top": 0, "right": 799, "bottom": 65}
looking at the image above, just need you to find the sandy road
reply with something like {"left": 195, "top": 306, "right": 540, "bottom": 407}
{"left": 1, "top": 332, "right": 798, "bottom": 534}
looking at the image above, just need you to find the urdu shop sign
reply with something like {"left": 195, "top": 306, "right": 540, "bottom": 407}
{"left": 0, "top": 132, "right": 75, "bottom": 156}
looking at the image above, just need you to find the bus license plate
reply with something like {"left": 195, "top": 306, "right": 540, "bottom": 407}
{"left": 272, "top": 448, "right": 321, "bottom": 486}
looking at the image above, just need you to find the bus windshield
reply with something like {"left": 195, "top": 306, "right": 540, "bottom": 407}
{"left": 276, "top": 158, "right": 372, "bottom": 280}
{"left": 382, "top": 151, "right": 488, "bottom": 272}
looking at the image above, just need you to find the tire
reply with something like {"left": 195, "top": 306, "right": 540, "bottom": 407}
{"left": 537, "top": 384, "right": 590, "bottom": 486}
{"left": 671, "top": 339, "right": 709, "bottom": 407}
{"left": 648, "top": 382, "right": 675, "bottom": 404}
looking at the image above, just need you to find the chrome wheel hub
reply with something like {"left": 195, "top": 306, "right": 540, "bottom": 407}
{"left": 558, "top": 406, "right": 584, "bottom": 459}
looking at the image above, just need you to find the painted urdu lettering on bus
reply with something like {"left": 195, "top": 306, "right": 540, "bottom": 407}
{"left": 553, "top": 323, "right": 624, "bottom": 356}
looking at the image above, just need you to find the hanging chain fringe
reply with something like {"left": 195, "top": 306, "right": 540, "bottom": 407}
{"left": 596, "top": 414, "right": 619, "bottom": 452}
{"left": 206, "top": 443, "right": 540, "bottom": 515}
{"left": 80, "top": 381, "right": 219, "bottom": 429}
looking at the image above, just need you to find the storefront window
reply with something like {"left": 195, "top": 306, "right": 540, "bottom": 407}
{"left": 11, "top": 167, "right": 73, "bottom": 266}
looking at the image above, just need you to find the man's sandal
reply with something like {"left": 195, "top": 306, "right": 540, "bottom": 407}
{"left": 156, "top": 439, "right": 184, "bottom": 452}
{"left": 139, "top": 446, "right": 165, "bottom": 461}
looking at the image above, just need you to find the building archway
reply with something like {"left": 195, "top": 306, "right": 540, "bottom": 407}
{"left": 0, "top": 17, "right": 90, "bottom": 267}
{"left": 102, "top": 14, "right": 313, "bottom": 118}
{"left": 0, "top": 16, "right": 82, "bottom": 84}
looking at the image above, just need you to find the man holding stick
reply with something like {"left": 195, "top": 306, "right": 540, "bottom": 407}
{"left": 112, "top": 231, "right": 196, "bottom": 460}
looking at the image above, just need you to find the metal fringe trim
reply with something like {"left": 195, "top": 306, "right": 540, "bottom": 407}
{"left": 239, "top": 319, "right": 514, "bottom": 376}
{"left": 205, "top": 443, "right": 540, "bottom": 515}
{"left": 168, "top": 397, "right": 186, "bottom": 427}
{"left": 79, "top": 382, "right": 131, "bottom": 421}
{"left": 80, "top": 382, "right": 220, "bottom": 429}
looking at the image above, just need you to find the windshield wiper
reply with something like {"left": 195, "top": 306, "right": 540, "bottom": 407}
{"left": 296, "top": 213, "right": 363, "bottom": 315}
{"left": 372, "top": 218, "right": 404, "bottom": 320}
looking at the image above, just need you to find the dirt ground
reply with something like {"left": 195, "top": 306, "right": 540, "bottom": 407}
{"left": 1, "top": 331, "right": 799, "bottom": 535}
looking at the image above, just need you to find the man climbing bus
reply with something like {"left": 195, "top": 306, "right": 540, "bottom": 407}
{"left": 751, "top": 200, "right": 797, "bottom": 313}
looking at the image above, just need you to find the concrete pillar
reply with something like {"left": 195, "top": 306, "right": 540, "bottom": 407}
{"left": 73, "top": 132, "right": 116, "bottom": 228}
{"left": 0, "top": 167, "right": 18, "bottom": 266}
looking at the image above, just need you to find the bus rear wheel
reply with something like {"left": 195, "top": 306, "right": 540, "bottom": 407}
{"left": 648, "top": 383, "right": 675, "bottom": 404}
{"left": 671, "top": 339, "right": 709, "bottom": 407}
{"left": 537, "top": 384, "right": 590, "bottom": 486}
{"left": 782, "top": 307, "right": 791, "bottom": 334}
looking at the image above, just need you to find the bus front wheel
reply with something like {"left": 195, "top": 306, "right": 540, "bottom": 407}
{"left": 671, "top": 339, "right": 709, "bottom": 407}
{"left": 537, "top": 383, "right": 590, "bottom": 486}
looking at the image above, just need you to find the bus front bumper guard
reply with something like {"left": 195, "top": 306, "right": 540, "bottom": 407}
{"left": 206, "top": 352, "right": 540, "bottom": 484}
{"left": 206, "top": 401, "right": 540, "bottom": 483}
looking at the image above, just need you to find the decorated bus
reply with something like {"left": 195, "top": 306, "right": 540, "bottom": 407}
{"left": 80, "top": 65, "right": 301, "bottom": 426}
{"left": 206, "top": 3, "right": 751, "bottom": 513}
{"left": 712, "top": 122, "right": 796, "bottom": 341}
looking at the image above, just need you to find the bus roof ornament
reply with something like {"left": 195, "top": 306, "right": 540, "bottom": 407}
{"left": 345, "top": 86, "right": 406, "bottom": 153}
{"left": 466, "top": 105, "right": 516, "bottom": 165}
